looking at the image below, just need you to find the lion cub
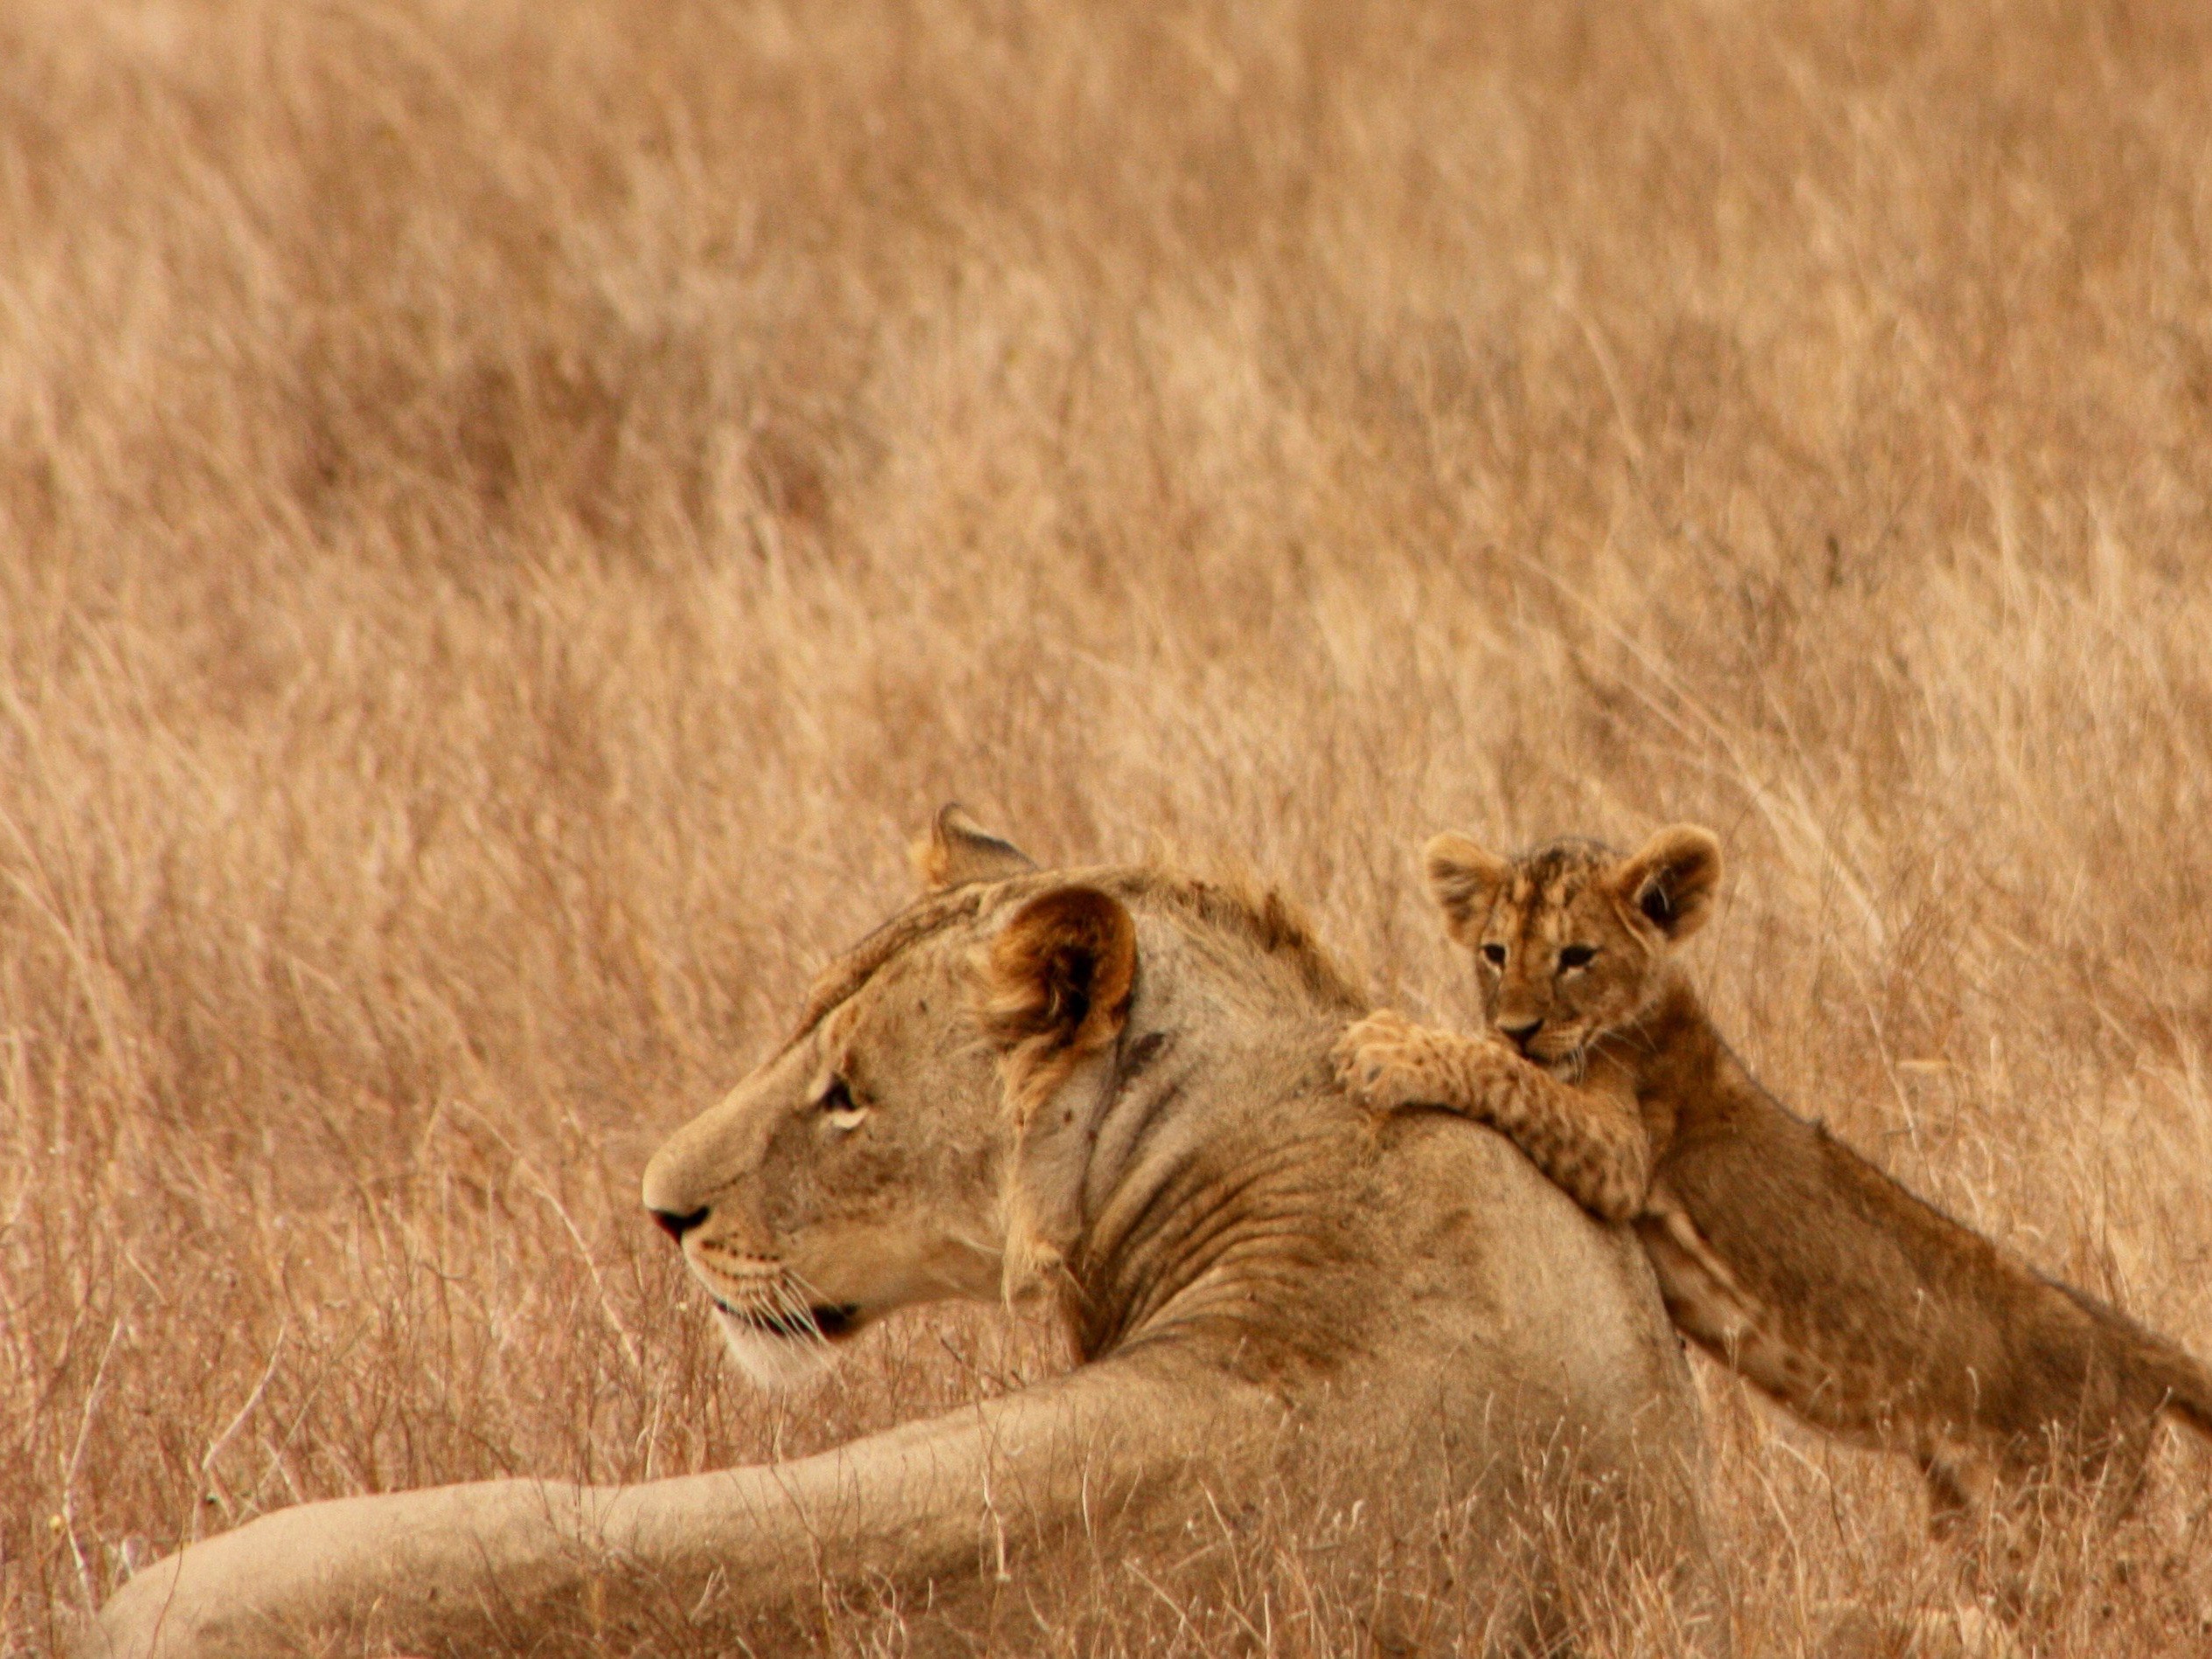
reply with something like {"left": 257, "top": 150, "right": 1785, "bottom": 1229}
{"left": 1337, "top": 825, "right": 2212, "bottom": 1528}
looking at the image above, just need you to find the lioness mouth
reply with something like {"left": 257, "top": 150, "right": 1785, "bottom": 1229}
{"left": 718, "top": 1300, "right": 861, "bottom": 1340}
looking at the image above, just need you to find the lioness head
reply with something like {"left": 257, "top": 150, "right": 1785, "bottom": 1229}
{"left": 1423, "top": 825, "right": 1721, "bottom": 1068}
{"left": 639, "top": 808, "right": 1139, "bottom": 1387}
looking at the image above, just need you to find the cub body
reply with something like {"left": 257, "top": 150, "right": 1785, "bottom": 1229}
{"left": 1339, "top": 827, "right": 2212, "bottom": 1524}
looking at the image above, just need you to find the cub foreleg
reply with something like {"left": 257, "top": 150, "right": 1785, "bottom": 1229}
{"left": 1335, "top": 1012, "right": 1650, "bottom": 1223}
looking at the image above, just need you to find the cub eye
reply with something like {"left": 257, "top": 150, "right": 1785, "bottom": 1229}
{"left": 1558, "top": 945, "right": 1598, "bottom": 971}
{"left": 1480, "top": 943, "right": 1508, "bottom": 968}
{"left": 817, "top": 1078, "right": 869, "bottom": 1130}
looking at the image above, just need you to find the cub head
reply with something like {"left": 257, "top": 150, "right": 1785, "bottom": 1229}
{"left": 1423, "top": 824, "right": 1721, "bottom": 1069}
{"left": 639, "top": 807, "right": 1138, "bottom": 1387}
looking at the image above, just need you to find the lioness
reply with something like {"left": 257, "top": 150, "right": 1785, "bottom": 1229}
{"left": 87, "top": 810, "right": 1724, "bottom": 1656}
{"left": 1337, "top": 825, "right": 2212, "bottom": 1535}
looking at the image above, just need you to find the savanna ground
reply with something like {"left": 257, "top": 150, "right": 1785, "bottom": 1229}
{"left": 6, "top": 0, "right": 2212, "bottom": 1652}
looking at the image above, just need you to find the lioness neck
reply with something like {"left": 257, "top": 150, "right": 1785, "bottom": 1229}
{"left": 1065, "top": 1008, "right": 1365, "bottom": 1372}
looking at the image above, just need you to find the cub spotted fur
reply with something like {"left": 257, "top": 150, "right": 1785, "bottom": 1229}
{"left": 1337, "top": 825, "right": 2212, "bottom": 1528}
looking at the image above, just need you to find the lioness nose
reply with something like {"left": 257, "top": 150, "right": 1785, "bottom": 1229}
{"left": 650, "top": 1205, "right": 711, "bottom": 1243}
{"left": 1499, "top": 1019, "right": 1542, "bottom": 1054}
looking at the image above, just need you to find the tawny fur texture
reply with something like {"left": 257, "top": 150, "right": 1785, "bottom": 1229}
{"left": 87, "top": 812, "right": 1723, "bottom": 1658}
{"left": 1337, "top": 825, "right": 2212, "bottom": 1535}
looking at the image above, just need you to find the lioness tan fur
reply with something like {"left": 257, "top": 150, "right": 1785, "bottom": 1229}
{"left": 87, "top": 809, "right": 1725, "bottom": 1657}
{"left": 1338, "top": 825, "right": 2212, "bottom": 1539}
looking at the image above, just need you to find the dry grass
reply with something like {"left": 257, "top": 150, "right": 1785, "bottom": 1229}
{"left": 6, "top": 0, "right": 2212, "bottom": 1650}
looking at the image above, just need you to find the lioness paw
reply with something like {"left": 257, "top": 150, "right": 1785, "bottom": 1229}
{"left": 1334, "top": 1011, "right": 1448, "bottom": 1113}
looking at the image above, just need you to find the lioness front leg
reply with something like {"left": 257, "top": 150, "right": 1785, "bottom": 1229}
{"left": 84, "top": 1363, "right": 1255, "bottom": 1658}
{"left": 1335, "top": 1012, "right": 1650, "bottom": 1223}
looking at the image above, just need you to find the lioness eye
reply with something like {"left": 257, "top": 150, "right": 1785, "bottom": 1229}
{"left": 1558, "top": 945, "right": 1597, "bottom": 971}
{"left": 1480, "top": 943, "right": 1507, "bottom": 968}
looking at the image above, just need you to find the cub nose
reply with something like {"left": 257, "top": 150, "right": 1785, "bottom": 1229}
{"left": 649, "top": 1205, "right": 711, "bottom": 1244}
{"left": 1498, "top": 1019, "right": 1542, "bottom": 1055}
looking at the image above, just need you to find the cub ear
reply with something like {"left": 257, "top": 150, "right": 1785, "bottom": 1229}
{"left": 1424, "top": 832, "right": 1512, "bottom": 946}
{"left": 980, "top": 885, "right": 1136, "bottom": 1062}
{"left": 1610, "top": 825, "right": 1723, "bottom": 942}
{"left": 912, "top": 803, "right": 1037, "bottom": 892}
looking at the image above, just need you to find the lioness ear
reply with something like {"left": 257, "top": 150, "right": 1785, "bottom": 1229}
{"left": 1424, "top": 833, "right": 1512, "bottom": 946}
{"left": 981, "top": 885, "right": 1136, "bottom": 1062}
{"left": 979, "top": 885, "right": 1138, "bottom": 1311}
{"left": 912, "top": 803, "right": 1036, "bottom": 892}
{"left": 1611, "top": 825, "right": 1723, "bottom": 942}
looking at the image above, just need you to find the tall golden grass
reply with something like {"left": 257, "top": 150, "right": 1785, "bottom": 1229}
{"left": 5, "top": 0, "right": 2212, "bottom": 1650}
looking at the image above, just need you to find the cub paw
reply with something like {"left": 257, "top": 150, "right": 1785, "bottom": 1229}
{"left": 1333, "top": 1010, "right": 1448, "bottom": 1113}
